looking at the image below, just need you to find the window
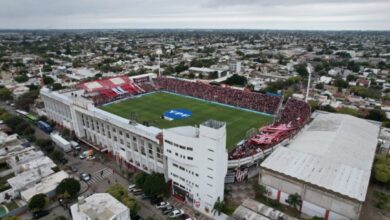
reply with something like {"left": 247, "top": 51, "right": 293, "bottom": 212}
{"left": 208, "top": 149, "right": 214, "bottom": 152}
{"left": 208, "top": 158, "right": 214, "bottom": 162}
{"left": 187, "top": 147, "right": 193, "bottom": 151}
{"left": 207, "top": 176, "right": 213, "bottom": 179}
{"left": 187, "top": 156, "right": 193, "bottom": 160}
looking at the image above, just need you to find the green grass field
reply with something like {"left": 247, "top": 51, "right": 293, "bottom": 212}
{"left": 100, "top": 92, "right": 273, "bottom": 151}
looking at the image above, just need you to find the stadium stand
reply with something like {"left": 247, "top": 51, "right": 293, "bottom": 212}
{"left": 229, "top": 98, "right": 311, "bottom": 160}
{"left": 153, "top": 77, "right": 281, "bottom": 114}
{"left": 77, "top": 75, "right": 143, "bottom": 105}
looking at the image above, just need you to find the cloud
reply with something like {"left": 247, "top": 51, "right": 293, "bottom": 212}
{"left": 0, "top": 0, "right": 388, "bottom": 30}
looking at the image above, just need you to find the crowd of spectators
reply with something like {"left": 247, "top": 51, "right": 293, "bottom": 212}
{"left": 229, "top": 98, "right": 311, "bottom": 160}
{"left": 153, "top": 77, "right": 281, "bottom": 114}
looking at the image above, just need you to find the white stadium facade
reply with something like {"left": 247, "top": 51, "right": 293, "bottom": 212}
{"left": 40, "top": 74, "right": 381, "bottom": 219}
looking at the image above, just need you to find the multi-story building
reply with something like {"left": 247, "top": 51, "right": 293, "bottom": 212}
{"left": 40, "top": 87, "right": 164, "bottom": 174}
{"left": 40, "top": 76, "right": 228, "bottom": 217}
{"left": 163, "top": 120, "right": 228, "bottom": 217}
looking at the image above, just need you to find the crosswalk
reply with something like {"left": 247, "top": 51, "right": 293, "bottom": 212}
{"left": 87, "top": 168, "right": 113, "bottom": 185}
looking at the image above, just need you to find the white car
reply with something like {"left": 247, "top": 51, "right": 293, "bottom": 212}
{"left": 155, "top": 201, "right": 170, "bottom": 209}
{"left": 185, "top": 218, "right": 196, "bottom": 220}
{"left": 168, "top": 209, "right": 184, "bottom": 218}
{"left": 128, "top": 184, "right": 136, "bottom": 192}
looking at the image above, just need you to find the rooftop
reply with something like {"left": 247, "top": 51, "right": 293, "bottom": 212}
{"left": 261, "top": 111, "right": 380, "bottom": 202}
{"left": 70, "top": 193, "right": 129, "bottom": 220}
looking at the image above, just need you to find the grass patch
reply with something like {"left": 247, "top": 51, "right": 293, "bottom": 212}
{"left": 101, "top": 92, "right": 273, "bottom": 151}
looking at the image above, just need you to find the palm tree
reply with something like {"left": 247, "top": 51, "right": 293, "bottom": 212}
{"left": 286, "top": 193, "right": 302, "bottom": 212}
{"left": 212, "top": 197, "right": 225, "bottom": 216}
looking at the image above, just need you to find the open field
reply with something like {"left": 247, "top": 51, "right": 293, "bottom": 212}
{"left": 101, "top": 92, "right": 273, "bottom": 151}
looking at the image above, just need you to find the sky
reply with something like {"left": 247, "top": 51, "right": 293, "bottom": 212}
{"left": 0, "top": 0, "right": 389, "bottom": 30}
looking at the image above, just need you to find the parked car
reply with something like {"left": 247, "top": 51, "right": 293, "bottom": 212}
{"left": 155, "top": 201, "right": 170, "bottom": 209}
{"left": 70, "top": 141, "right": 81, "bottom": 150}
{"left": 79, "top": 172, "right": 91, "bottom": 182}
{"left": 185, "top": 218, "right": 196, "bottom": 220}
{"left": 33, "top": 210, "right": 50, "bottom": 219}
{"left": 168, "top": 209, "right": 184, "bottom": 218}
{"left": 161, "top": 205, "right": 174, "bottom": 215}
{"left": 132, "top": 189, "right": 143, "bottom": 195}
{"left": 128, "top": 184, "right": 136, "bottom": 192}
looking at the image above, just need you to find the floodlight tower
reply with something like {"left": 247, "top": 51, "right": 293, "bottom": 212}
{"left": 156, "top": 48, "right": 162, "bottom": 77}
{"left": 305, "top": 63, "right": 312, "bottom": 103}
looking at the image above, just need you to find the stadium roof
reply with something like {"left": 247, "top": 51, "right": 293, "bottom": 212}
{"left": 261, "top": 111, "right": 380, "bottom": 202}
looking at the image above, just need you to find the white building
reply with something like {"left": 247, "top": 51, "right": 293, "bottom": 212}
{"left": 163, "top": 120, "right": 228, "bottom": 217}
{"left": 40, "top": 86, "right": 164, "bottom": 174}
{"left": 259, "top": 111, "right": 380, "bottom": 220}
{"left": 70, "top": 193, "right": 130, "bottom": 220}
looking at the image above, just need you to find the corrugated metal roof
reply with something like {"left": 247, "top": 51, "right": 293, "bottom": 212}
{"left": 261, "top": 111, "right": 380, "bottom": 202}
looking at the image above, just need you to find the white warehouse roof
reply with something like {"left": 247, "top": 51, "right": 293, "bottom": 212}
{"left": 261, "top": 111, "right": 380, "bottom": 202}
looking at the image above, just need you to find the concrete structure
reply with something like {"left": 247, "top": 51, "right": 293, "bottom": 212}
{"left": 259, "top": 111, "right": 381, "bottom": 220}
{"left": 70, "top": 193, "right": 130, "bottom": 220}
{"left": 20, "top": 171, "right": 69, "bottom": 202}
{"left": 232, "top": 199, "right": 297, "bottom": 220}
{"left": 40, "top": 86, "right": 164, "bottom": 174}
{"left": 163, "top": 120, "right": 228, "bottom": 217}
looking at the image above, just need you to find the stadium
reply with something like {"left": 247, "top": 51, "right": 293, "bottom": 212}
{"left": 40, "top": 74, "right": 311, "bottom": 216}
{"left": 41, "top": 74, "right": 311, "bottom": 175}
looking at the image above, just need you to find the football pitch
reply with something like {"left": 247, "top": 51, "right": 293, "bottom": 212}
{"left": 100, "top": 92, "right": 273, "bottom": 151}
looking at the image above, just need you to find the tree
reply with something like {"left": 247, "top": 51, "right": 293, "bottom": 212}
{"left": 28, "top": 193, "right": 48, "bottom": 211}
{"left": 0, "top": 87, "right": 12, "bottom": 101}
{"left": 54, "top": 216, "right": 67, "bottom": 220}
{"left": 142, "top": 173, "right": 167, "bottom": 197}
{"left": 373, "top": 156, "right": 390, "bottom": 185}
{"left": 50, "top": 150, "right": 64, "bottom": 162}
{"left": 225, "top": 74, "right": 247, "bottom": 86}
{"left": 212, "top": 197, "right": 225, "bottom": 216}
{"left": 52, "top": 83, "right": 63, "bottom": 91}
{"left": 42, "top": 64, "right": 52, "bottom": 72}
{"left": 14, "top": 74, "right": 29, "bottom": 83}
{"left": 135, "top": 172, "right": 148, "bottom": 189}
{"left": 43, "top": 76, "right": 54, "bottom": 85}
{"left": 315, "top": 83, "right": 324, "bottom": 90}
{"left": 15, "top": 90, "right": 39, "bottom": 111}
{"left": 286, "top": 193, "right": 302, "bottom": 212}
{"left": 294, "top": 64, "right": 308, "bottom": 78}
{"left": 106, "top": 184, "right": 140, "bottom": 216}
{"left": 253, "top": 183, "right": 267, "bottom": 199}
{"left": 366, "top": 109, "right": 386, "bottom": 122}
{"left": 56, "top": 178, "right": 81, "bottom": 199}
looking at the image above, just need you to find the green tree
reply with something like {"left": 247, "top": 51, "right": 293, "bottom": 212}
{"left": 54, "top": 216, "right": 67, "bottom": 220}
{"left": 212, "top": 197, "right": 225, "bottom": 216}
{"left": 373, "top": 156, "right": 390, "bottom": 185}
{"left": 14, "top": 74, "right": 29, "bottom": 83}
{"left": 15, "top": 90, "right": 39, "bottom": 111}
{"left": 106, "top": 184, "right": 140, "bottom": 215}
{"left": 52, "top": 83, "right": 63, "bottom": 91}
{"left": 294, "top": 64, "right": 308, "bottom": 78}
{"left": 286, "top": 193, "right": 302, "bottom": 212}
{"left": 225, "top": 74, "right": 247, "bottom": 86}
{"left": 0, "top": 87, "right": 12, "bottom": 101}
{"left": 50, "top": 150, "right": 64, "bottom": 162}
{"left": 142, "top": 173, "right": 167, "bottom": 197}
{"left": 28, "top": 193, "right": 48, "bottom": 211}
{"left": 43, "top": 76, "right": 54, "bottom": 85}
{"left": 135, "top": 172, "right": 148, "bottom": 189}
{"left": 366, "top": 109, "right": 386, "bottom": 122}
{"left": 56, "top": 178, "right": 81, "bottom": 198}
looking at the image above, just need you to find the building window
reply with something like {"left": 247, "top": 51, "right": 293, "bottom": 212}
{"left": 208, "top": 149, "right": 214, "bottom": 152}
{"left": 187, "top": 156, "right": 193, "bottom": 160}
{"left": 208, "top": 158, "right": 214, "bottom": 162}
